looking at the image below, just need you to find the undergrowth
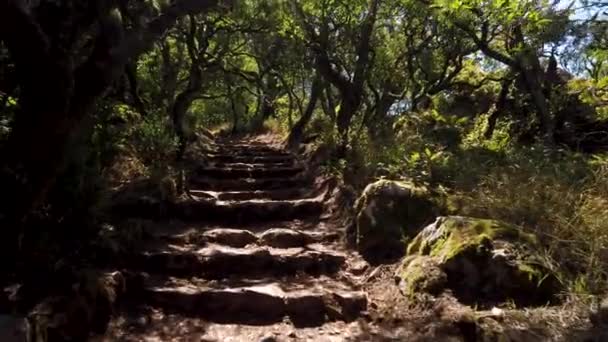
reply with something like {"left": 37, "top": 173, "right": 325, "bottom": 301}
{"left": 313, "top": 109, "right": 608, "bottom": 297}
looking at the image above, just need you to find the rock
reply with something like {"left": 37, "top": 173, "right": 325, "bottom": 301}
{"left": 259, "top": 228, "right": 311, "bottom": 248}
{"left": 354, "top": 180, "right": 438, "bottom": 259}
{"left": 348, "top": 260, "right": 369, "bottom": 276}
{"left": 204, "top": 229, "right": 258, "bottom": 247}
{"left": 26, "top": 270, "right": 126, "bottom": 341}
{"left": 333, "top": 292, "right": 368, "bottom": 321}
{"left": 396, "top": 255, "right": 447, "bottom": 298}
{"left": 0, "top": 315, "right": 28, "bottom": 342}
{"left": 397, "top": 216, "right": 561, "bottom": 307}
{"left": 286, "top": 294, "right": 326, "bottom": 326}
{"left": 259, "top": 335, "right": 279, "bottom": 342}
{"left": 590, "top": 296, "right": 608, "bottom": 326}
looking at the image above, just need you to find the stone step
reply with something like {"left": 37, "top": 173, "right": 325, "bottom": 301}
{"left": 160, "top": 227, "right": 340, "bottom": 249}
{"left": 113, "top": 197, "right": 323, "bottom": 223}
{"left": 132, "top": 245, "right": 346, "bottom": 279}
{"left": 195, "top": 165, "right": 303, "bottom": 179}
{"left": 189, "top": 176, "right": 309, "bottom": 191}
{"left": 177, "top": 198, "right": 322, "bottom": 222}
{"left": 210, "top": 148, "right": 291, "bottom": 157}
{"left": 190, "top": 188, "right": 307, "bottom": 201}
{"left": 206, "top": 154, "right": 295, "bottom": 164}
{"left": 211, "top": 144, "right": 287, "bottom": 154}
{"left": 207, "top": 161, "right": 298, "bottom": 170}
{"left": 142, "top": 278, "right": 367, "bottom": 326}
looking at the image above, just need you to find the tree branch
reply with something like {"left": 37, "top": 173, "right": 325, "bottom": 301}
{"left": 452, "top": 20, "right": 518, "bottom": 68}
{"left": 113, "top": 0, "right": 226, "bottom": 63}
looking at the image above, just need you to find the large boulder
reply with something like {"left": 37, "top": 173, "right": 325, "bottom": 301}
{"left": 26, "top": 271, "right": 125, "bottom": 341}
{"left": 354, "top": 180, "right": 438, "bottom": 259}
{"left": 396, "top": 216, "right": 561, "bottom": 307}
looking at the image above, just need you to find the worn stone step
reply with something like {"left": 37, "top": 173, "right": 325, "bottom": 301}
{"left": 143, "top": 278, "right": 367, "bottom": 326}
{"left": 160, "top": 227, "right": 340, "bottom": 249}
{"left": 207, "top": 161, "right": 298, "bottom": 170}
{"left": 195, "top": 165, "right": 303, "bottom": 179}
{"left": 132, "top": 245, "right": 346, "bottom": 279}
{"left": 177, "top": 198, "right": 322, "bottom": 222}
{"left": 211, "top": 148, "right": 291, "bottom": 157}
{"left": 211, "top": 144, "right": 287, "bottom": 154}
{"left": 190, "top": 188, "right": 307, "bottom": 201}
{"left": 113, "top": 197, "right": 323, "bottom": 223}
{"left": 189, "top": 176, "right": 309, "bottom": 191}
{"left": 206, "top": 154, "right": 295, "bottom": 164}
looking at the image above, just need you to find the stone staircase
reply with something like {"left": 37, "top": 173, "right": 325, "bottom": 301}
{"left": 106, "top": 139, "right": 368, "bottom": 340}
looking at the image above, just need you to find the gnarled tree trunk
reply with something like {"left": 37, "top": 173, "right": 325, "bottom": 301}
{"left": 297, "top": 0, "right": 379, "bottom": 153}
{"left": 485, "top": 78, "right": 512, "bottom": 139}
{"left": 125, "top": 62, "right": 148, "bottom": 116}
{"left": 287, "top": 73, "right": 322, "bottom": 149}
{"left": 172, "top": 63, "right": 202, "bottom": 159}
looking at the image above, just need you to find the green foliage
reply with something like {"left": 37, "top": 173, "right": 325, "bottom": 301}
{"left": 129, "top": 113, "right": 178, "bottom": 172}
{"left": 568, "top": 77, "right": 608, "bottom": 119}
{"left": 448, "top": 149, "right": 608, "bottom": 293}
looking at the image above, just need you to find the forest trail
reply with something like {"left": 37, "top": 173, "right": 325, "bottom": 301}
{"left": 105, "top": 138, "right": 375, "bottom": 341}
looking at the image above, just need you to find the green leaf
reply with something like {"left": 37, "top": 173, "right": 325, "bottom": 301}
{"left": 410, "top": 152, "right": 421, "bottom": 163}
{"left": 424, "top": 147, "right": 432, "bottom": 157}
{"left": 457, "top": 117, "right": 469, "bottom": 124}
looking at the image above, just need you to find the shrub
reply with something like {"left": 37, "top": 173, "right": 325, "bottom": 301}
{"left": 129, "top": 113, "right": 178, "bottom": 173}
{"left": 341, "top": 105, "right": 608, "bottom": 295}
{"left": 428, "top": 147, "right": 607, "bottom": 295}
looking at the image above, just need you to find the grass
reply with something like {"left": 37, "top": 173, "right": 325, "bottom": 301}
{"left": 449, "top": 151, "right": 608, "bottom": 295}
{"left": 335, "top": 109, "right": 608, "bottom": 297}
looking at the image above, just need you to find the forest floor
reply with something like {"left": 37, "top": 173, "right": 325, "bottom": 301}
{"left": 99, "top": 136, "right": 604, "bottom": 341}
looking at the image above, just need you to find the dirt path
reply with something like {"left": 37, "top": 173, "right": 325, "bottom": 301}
{"left": 103, "top": 138, "right": 384, "bottom": 341}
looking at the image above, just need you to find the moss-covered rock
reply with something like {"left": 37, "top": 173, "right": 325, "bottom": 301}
{"left": 354, "top": 180, "right": 438, "bottom": 259}
{"left": 397, "top": 255, "right": 447, "bottom": 298}
{"left": 396, "top": 216, "right": 561, "bottom": 307}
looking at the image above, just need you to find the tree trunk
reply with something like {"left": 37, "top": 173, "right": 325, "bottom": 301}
{"left": 172, "top": 77, "right": 201, "bottom": 160}
{"left": 367, "top": 91, "right": 398, "bottom": 141}
{"left": 314, "top": 0, "right": 379, "bottom": 153}
{"left": 230, "top": 91, "right": 239, "bottom": 134}
{"left": 287, "top": 89, "right": 294, "bottom": 129}
{"left": 320, "top": 85, "right": 337, "bottom": 121}
{"left": 172, "top": 44, "right": 203, "bottom": 160}
{"left": 125, "top": 62, "right": 148, "bottom": 116}
{"left": 0, "top": 0, "right": 222, "bottom": 225}
{"left": 513, "top": 27, "right": 554, "bottom": 145}
{"left": 485, "top": 78, "right": 511, "bottom": 139}
{"left": 160, "top": 40, "right": 178, "bottom": 111}
{"left": 335, "top": 93, "right": 360, "bottom": 152}
{"left": 287, "top": 74, "right": 322, "bottom": 149}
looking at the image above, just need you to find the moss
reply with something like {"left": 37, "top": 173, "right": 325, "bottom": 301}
{"left": 517, "top": 263, "right": 544, "bottom": 282}
{"left": 402, "top": 216, "right": 561, "bottom": 306}
{"left": 516, "top": 261, "right": 558, "bottom": 290}
{"left": 407, "top": 216, "right": 539, "bottom": 263}
{"left": 398, "top": 256, "right": 447, "bottom": 298}
{"left": 355, "top": 179, "right": 439, "bottom": 257}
